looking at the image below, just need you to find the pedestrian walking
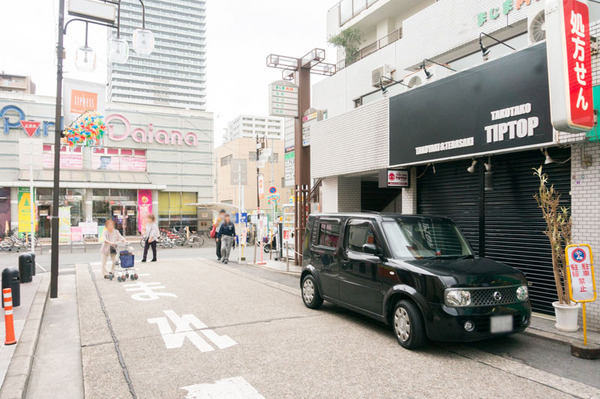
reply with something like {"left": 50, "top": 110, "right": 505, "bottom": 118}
{"left": 101, "top": 219, "right": 126, "bottom": 279}
{"left": 217, "top": 213, "right": 236, "bottom": 264}
{"left": 142, "top": 214, "right": 159, "bottom": 262}
{"left": 211, "top": 209, "right": 226, "bottom": 261}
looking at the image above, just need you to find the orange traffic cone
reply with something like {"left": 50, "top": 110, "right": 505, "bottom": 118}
{"left": 3, "top": 288, "right": 16, "bottom": 345}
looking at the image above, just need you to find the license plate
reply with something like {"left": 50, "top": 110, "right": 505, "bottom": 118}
{"left": 490, "top": 315, "right": 513, "bottom": 333}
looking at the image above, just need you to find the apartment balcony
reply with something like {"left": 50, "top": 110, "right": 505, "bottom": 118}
{"left": 336, "top": 28, "right": 402, "bottom": 71}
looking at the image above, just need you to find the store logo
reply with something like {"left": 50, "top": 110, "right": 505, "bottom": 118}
{"left": 477, "top": 0, "right": 540, "bottom": 27}
{"left": 0, "top": 105, "right": 59, "bottom": 137}
{"left": 105, "top": 114, "right": 199, "bottom": 147}
{"left": 70, "top": 90, "right": 98, "bottom": 114}
{"left": 484, "top": 103, "right": 540, "bottom": 143}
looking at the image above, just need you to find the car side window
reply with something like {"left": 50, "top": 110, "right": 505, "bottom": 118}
{"left": 317, "top": 221, "right": 340, "bottom": 249}
{"left": 346, "top": 223, "right": 377, "bottom": 253}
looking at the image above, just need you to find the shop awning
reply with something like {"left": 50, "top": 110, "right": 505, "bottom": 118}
{"left": 2, "top": 170, "right": 166, "bottom": 190}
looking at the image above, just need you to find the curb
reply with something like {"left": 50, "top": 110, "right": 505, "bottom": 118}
{"left": 523, "top": 325, "right": 600, "bottom": 348}
{"left": 238, "top": 261, "right": 301, "bottom": 276}
{"left": 0, "top": 275, "right": 50, "bottom": 399}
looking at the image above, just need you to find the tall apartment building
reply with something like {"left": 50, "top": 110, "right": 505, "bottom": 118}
{"left": 0, "top": 73, "right": 35, "bottom": 94}
{"left": 225, "top": 115, "right": 285, "bottom": 143}
{"left": 108, "top": 0, "right": 207, "bottom": 110}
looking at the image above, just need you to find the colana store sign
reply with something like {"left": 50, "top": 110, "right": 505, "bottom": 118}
{"left": 0, "top": 105, "right": 200, "bottom": 147}
{"left": 389, "top": 44, "right": 554, "bottom": 166}
{"left": 105, "top": 114, "right": 199, "bottom": 147}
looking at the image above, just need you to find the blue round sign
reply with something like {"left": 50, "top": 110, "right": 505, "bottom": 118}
{"left": 269, "top": 186, "right": 277, "bottom": 194}
{"left": 572, "top": 248, "right": 586, "bottom": 263}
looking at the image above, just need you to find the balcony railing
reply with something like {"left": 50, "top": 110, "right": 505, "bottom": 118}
{"left": 336, "top": 28, "right": 402, "bottom": 71}
{"left": 330, "top": 0, "right": 380, "bottom": 27}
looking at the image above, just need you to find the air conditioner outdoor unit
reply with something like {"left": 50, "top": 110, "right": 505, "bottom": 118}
{"left": 372, "top": 65, "right": 395, "bottom": 87}
{"left": 528, "top": 0, "right": 546, "bottom": 45}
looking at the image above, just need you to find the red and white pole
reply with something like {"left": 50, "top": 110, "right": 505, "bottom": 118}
{"left": 3, "top": 288, "right": 17, "bottom": 345}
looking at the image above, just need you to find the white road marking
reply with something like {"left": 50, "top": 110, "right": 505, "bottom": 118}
{"left": 36, "top": 262, "right": 47, "bottom": 272}
{"left": 182, "top": 377, "right": 265, "bottom": 399}
{"left": 123, "top": 282, "right": 177, "bottom": 301}
{"left": 148, "top": 310, "right": 236, "bottom": 353}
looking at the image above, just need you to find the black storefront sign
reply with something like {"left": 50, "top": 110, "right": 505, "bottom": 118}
{"left": 389, "top": 43, "right": 554, "bottom": 166}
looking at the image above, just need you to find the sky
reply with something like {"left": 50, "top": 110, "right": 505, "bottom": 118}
{"left": 0, "top": 0, "right": 334, "bottom": 145}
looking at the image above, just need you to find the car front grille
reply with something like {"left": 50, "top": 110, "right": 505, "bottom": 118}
{"left": 470, "top": 286, "right": 519, "bottom": 306}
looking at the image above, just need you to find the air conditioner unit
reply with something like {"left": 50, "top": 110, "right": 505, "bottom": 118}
{"left": 528, "top": 1, "right": 546, "bottom": 45}
{"left": 372, "top": 65, "right": 395, "bottom": 87}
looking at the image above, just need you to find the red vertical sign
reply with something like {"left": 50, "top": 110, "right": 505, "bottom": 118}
{"left": 563, "top": 0, "right": 594, "bottom": 130}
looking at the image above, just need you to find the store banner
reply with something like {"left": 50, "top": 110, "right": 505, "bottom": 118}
{"left": 17, "top": 187, "right": 36, "bottom": 233}
{"left": 389, "top": 44, "right": 554, "bottom": 166}
{"left": 0, "top": 188, "right": 10, "bottom": 237}
{"left": 138, "top": 190, "right": 152, "bottom": 233}
{"left": 71, "top": 227, "right": 83, "bottom": 243}
{"left": 59, "top": 207, "right": 71, "bottom": 243}
{"left": 63, "top": 78, "right": 106, "bottom": 127}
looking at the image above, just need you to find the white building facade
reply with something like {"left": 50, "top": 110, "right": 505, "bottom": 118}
{"left": 311, "top": 0, "right": 600, "bottom": 330}
{"left": 225, "top": 115, "right": 284, "bottom": 143}
{"left": 108, "top": 0, "right": 207, "bottom": 110}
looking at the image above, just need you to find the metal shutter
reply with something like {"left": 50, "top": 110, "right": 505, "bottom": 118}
{"left": 417, "top": 148, "right": 571, "bottom": 315}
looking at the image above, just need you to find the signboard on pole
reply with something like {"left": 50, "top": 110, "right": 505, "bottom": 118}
{"left": 59, "top": 207, "right": 71, "bottom": 243}
{"left": 284, "top": 151, "right": 295, "bottom": 187}
{"left": 546, "top": 0, "right": 595, "bottom": 132}
{"left": 269, "top": 80, "right": 299, "bottom": 118}
{"left": 17, "top": 187, "right": 36, "bottom": 233}
{"left": 566, "top": 244, "right": 597, "bottom": 302}
{"left": 63, "top": 78, "right": 106, "bottom": 127}
{"left": 301, "top": 109, "right": 324, "bottom": 147}
{"left": 258, "top": 175, "right": 265, "bottom": 200}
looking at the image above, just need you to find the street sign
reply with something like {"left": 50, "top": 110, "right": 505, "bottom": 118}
{"left": 546, "top": 0, "right": 594, "bottom": 132}
{"left": 284, "top": 151, "right": 295, "bottom": 187}
{"left": 269, "top": 80, "right": 299, "bottom": 118}
{"left": 566, "top": 244, "right": 597, "bottom": 303}
{"left": 20, "top": 121, "right": 40, "bottom": 137}
{"left": 301, "top": 109, "right": 324, "bottom": 147}
{"left": 269, "top": 186, "right": 277, "bottom": 194}
{"left": 235, "top": 213, "right": 248, "bottom": 224}
{"left": 258, "top": 175, "right": 265, "bottom": 200}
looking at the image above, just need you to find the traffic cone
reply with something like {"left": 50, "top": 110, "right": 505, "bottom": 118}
{"left": 3, "top": 288, "right": 17, "bottom": 345}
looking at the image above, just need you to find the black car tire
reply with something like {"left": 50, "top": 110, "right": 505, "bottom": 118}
{"left": 301, "top": 275, "right": 323, "bottom": 309}
{"left": 393, "top": 300, "right": 426, "bottom": 349}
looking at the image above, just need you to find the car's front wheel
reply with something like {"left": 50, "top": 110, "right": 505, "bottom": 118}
{"left": 393, "top": 300, "right": 426, "bottom": 349}
{"left": 301, "top": 275, "right": 323, "bottom": 309}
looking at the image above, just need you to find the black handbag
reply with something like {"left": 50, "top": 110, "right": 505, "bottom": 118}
{"left": 110, "top": 246, "right": 117, "bottom": 255}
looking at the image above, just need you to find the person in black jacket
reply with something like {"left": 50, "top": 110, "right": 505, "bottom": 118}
{"left": 217, "top": 213, "right": 236, "bottom": 264}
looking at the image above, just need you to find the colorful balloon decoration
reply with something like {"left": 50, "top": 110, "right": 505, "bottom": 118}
{"left": 62, "top": 110, "right": 106, "bottom": 147}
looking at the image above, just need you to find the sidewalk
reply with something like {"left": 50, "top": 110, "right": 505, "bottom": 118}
{"left": 240, "top": 251, "right": 302, "bottom": 275}
{"left": 526, "top": 314, "right": 600, "bottom": 346}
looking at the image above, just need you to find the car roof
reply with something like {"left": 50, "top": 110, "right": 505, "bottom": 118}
{"left": 310, "top": 213, "right": 453, "bottom": 223}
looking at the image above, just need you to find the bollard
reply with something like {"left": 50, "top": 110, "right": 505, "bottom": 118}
{"left": 3, "top": 288, "right": 17, "bottom": 345}
{"left": 286, "top": 243, "right": 290, "bottom": 272}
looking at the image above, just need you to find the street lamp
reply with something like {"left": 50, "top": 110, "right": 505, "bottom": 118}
{"left": 420, "top": 58, "right": 457, "bottom": 80}
{"left": 133, "top": 28, "right": 155, "bottom": 55}
{"left": 51, "top": 0, "right": 152, "bottom": 298}
{"left": 479, "top": 32, "right": 516, "bottom": 60}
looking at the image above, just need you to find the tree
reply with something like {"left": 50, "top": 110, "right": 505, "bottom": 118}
{"left": 328, "top": 27, "right": 364, "bottom": 65}
{"left": 533, "top": 167, "right": 572, "bottom": 305}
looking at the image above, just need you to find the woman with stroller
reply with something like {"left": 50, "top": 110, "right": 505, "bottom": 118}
{"left": 101, "top": 219, "right": 126, "bottom": 279}
{"left": 217, "top": 213, "right": 236, "bottom": 264}
{"left": 142, "top": 214, "right": 159, "bottom": 262}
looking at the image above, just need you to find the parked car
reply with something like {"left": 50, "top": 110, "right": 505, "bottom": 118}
{"left": 300, "top": 213, "right": 531, "bottom": 349}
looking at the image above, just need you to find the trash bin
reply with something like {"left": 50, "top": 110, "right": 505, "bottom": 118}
{"left": 19, "top": 253, "right": 33, "bottom": 283}
{"left": 2, "top": 268, "right": 20, "bottom": 308}
{"left": 28, "top": 252, "right": 36, "bottom": 276}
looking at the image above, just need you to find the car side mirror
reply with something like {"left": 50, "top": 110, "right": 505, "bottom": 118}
{"left": 362, "top": 243, "right": 382, "bottom": 256}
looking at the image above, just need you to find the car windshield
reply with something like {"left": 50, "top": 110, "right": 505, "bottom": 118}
{"left": 382, "top": 218, "right": 473, "bottom": 260}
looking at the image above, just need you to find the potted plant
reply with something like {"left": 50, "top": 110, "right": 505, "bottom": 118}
{"left": 533, "top": 167, "right": 580, "bottom": 332}
{"left": 328, "top": 27, "right": 364, "bottom": 66}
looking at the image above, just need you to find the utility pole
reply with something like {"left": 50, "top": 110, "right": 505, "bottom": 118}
{"left": 51, "top": 0, "right": 66, "bottom": 299}
{"left": 266, "top": 49, "right": 335, "bottom": 264}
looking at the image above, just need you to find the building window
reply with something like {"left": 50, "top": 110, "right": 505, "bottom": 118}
{"left": 221, "top": 155, "right": 232, "bottom": 166}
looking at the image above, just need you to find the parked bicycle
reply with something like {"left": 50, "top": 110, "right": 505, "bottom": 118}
{"left": 0, "top": 231, "right": 42, "bottom": 252}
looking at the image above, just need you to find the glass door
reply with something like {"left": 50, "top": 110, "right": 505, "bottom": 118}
{"left": 124, "top": 205, "right": 137, "bottom": 236}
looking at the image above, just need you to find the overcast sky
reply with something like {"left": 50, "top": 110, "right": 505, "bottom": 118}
{"left": 0, "top": 0, "right": 334, "bottom": 145}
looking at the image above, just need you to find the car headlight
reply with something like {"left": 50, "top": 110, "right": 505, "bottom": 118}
{"left": 516, "top": 285, "right": 529, "bottom": 301}
{"left": 445, "top": 290, "right": 472, "bottom": 307}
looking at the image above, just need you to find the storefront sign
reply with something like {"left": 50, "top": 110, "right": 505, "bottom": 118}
{"left": 565, "top": 244, "right": 597, "bottom": 302}
{"left": 43, "top": 147, "right": 83, "bottom": 170}
{"left": 105, "top": 114, "right": 199, "bottom": 147}
{"left": 138, "top": 190, "right": 153, "bottom": 233}
{"left": 0, "top": 188, "right": 10, "bottom": 237}
{"left": 20, "top": 121, "right": 40, "bottom": 137}
{"left": 59, "top": 206, "right": 71, "bottom": 243}
{"left": 389, "top": 44, "right": 554, "bottom": 166}
{"left": 546, "top": 0, "right": 595, "bottom": 132}
{"left": 379, "top": 170, "right": 409, "bottom": 188}
{"left": 63, "top": 78, "right": 106, "bottom": 126}
{"left": 79, "top": 222, "right": 98, "bottom": 235}
{"left": 0, "top": 104, "right": 62, "bottom": 136}
{"left": 477, "top": 0, "right": 537, "bottom": 27}
{"left": 258, "top": 175, "right": 265, "bottom": 200}
{"left": 17, "top": 187, "right": 36, "bottom": 233}
{"left": 71, "top": 227, "right": 83, "bottom": 243}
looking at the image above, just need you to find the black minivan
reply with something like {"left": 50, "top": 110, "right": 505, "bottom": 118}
{"left": 300, "top": 213, "right": 531, "bottom": 349}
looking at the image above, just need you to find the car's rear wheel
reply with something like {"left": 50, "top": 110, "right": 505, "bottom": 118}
{"left": 301, "top": 275, "right": 323, "bottom": 309}
{"left": 393, "top": 300, "right": 426, "bottom": 349}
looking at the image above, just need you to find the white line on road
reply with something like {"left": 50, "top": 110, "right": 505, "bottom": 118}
{"left": 36, "top": 262, "right": 47, "bottom": 272}
{"left": 182, "top": 377, "right": 265, "bottom": 399}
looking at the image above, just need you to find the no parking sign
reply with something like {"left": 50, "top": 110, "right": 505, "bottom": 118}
{"left": 565, "top": 244, "right": 597, "bottom": 303}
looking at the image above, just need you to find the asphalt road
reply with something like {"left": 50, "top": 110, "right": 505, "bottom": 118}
{"left": 72, "top": 254, "right": 600, "bottom": 399}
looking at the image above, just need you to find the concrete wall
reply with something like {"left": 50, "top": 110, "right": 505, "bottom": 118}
{"left": 320, "top": 176, "right": 361, "bottom": 213}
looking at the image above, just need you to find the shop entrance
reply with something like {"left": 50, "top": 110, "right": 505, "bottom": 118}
{"left": 417, "top": 148, "right": 571, "bottom": 315}
{"left": 38, "top": 206, "right": 51, "bottom": 238}
{"left": 111, "top": 206, "right": 124, "bottom": 234}
{"left": 361, "top": 181, "right": 402, "bottom": 212}
{"left": 124, "top": 205, "right": 137, "bottom": 236}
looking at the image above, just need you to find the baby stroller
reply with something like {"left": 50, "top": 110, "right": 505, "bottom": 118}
{"left": 111, "top": 246, "right": 139, "bottom": 282}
